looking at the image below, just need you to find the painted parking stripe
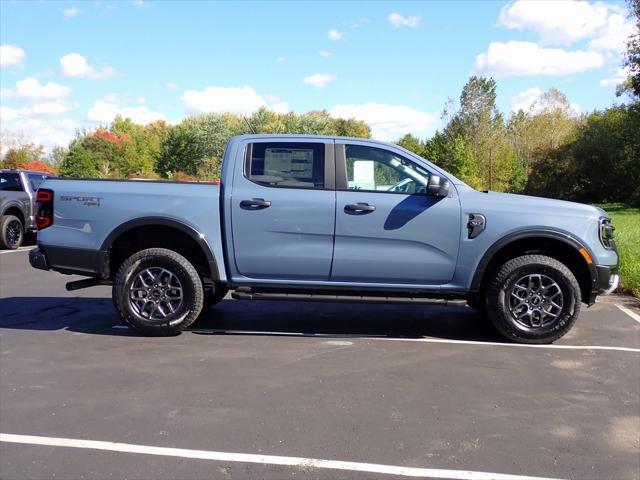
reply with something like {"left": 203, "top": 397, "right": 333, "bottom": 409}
{"left": 0, "top": 246, "right": 32, "bottom": 255}
{"left": 0, "top": 433, "right": 563, "bottom": 480}
{"left": 202, "top": 329, "right": 640, "bottom": 353}
{"left": 616, "top": 304, "right": 640, "bottom": 324}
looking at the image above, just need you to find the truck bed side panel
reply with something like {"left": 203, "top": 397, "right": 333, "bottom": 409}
{"left": 37, "top": 179, "right": 226, "bottom": 280}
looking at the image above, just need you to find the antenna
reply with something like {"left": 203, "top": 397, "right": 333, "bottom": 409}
{"left": 243, "top": 116, "right": 257, "bottom": 134}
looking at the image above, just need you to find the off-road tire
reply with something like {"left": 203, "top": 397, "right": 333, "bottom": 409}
{"left": 486, "top": 254, "right": 581, "bottom": 344}
{"left": 0, "top": 215, "right": 24, "bottom": 250}
{"left": 112, "top": 248, "right": 204, "bottom": 336}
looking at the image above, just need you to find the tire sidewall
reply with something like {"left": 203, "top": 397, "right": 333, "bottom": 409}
{"left": 116, "top": 251, "right": 201, "bottom": 333}
{"left": 488, "top": 256, "right": 581, "bottom": 343}
{"left": 499, "top": 263, "right": 576, "bottom": 338}
{"left": 1, "top": 215, "right": 24, "bottom": 250}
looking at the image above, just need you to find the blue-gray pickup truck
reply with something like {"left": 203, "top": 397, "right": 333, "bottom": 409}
{"left": 29, "top": 135, "right": 619, "bottom": 343}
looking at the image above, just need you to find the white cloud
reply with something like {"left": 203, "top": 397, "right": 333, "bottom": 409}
{"left": 30, "top": 102, "right": 75, "bottom": 116}
{"left": 387, "top": 13, "right": 420, "bottom": 28}
{"left": 87, "top": 99, "right": 166, "bottom": 124}
{"left": 475, "top": 41, "right": 603, "bottom": 77}
{"left": 511, "top": 87, "right": 580, "bottom": 115}
{"left": 498, "top": 0, "right": 609, "bottom": 45}
{"left": 600, "top": 67, "right": 630, "bottom": 87}
{"left": 4, "top": 77, "right": 71, "bottom": 102}
{"left": 497, "top": 0, "right": 634, "bottom": 54}
{"left": 60, "top": 53, "right": 114, "bottom": 79}
{"left": 588, "top": 12, "right": 635, "bottom": 53}
{"left": 319, "top": 50, "right": 334, "bottom": 58}
{"left": 303, "top": 73, "right": 336, "bottom": 88}
{"left": 266, "top": 96, "right": 291, "bottom": 114}
{"left": 511, "top": 87, "right": 544, "bottom": 112}
{"left": 0, "top": 106, "right": 20, "bottom": 122}
{"left": 1, "top": 77, "right": 74, "bottom": 117}
{"left": 329, "top": 103, "right": 437, "bottom": 141}
{"left": 328, "top": 29, "right": 344, "bottom": 41}
{"left": 182, "top": 86, "right": 267, "bottom": 115}
{"left": 1, "top": 118, "right": 79, "bottom": 151}
{"left": 0, "top": 44, "right": 26, "bottom": 69}
{"left": 275, "top": 56, "right": 286, "bottom": 63}
{"left": 63, "top": 7, "right": 81, "bottom": 18}
{"left": 165, "top": 82, "right": 179, "bottom": 90}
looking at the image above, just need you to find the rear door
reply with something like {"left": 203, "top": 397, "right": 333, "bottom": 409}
{"left": 230, "top": 139, "right": 336, "bottom": 281}
{"left": 331, "top": 141, "right": 461, "bottom": 285}
{"left": 0, "top": 172, "right": 29, "bottom": 222}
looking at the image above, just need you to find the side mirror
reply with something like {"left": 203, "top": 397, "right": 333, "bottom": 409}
{"left": 427, "top": 175, "right": 450, "bottom": 197}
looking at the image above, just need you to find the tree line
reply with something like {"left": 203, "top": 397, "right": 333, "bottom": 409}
{"left": 2, "top": 0, "right": 638, "bottom": 206}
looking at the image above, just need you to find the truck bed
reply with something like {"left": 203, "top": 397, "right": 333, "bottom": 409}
{"left": 35, "top": 179, "right": 226, "bottom": 280}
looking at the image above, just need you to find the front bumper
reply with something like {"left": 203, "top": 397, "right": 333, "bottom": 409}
{"left": 29, "top": 247, "right": 49, "bottom": 271}
{"left": 595, "top": 264, "right": 619, "bottom": 296}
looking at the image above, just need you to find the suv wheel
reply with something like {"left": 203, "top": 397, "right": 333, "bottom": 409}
{"left": 486, "top": 254, "right": 581, "bottom": 344}
{"left": 0, "top": 215, "right": 24, "bottom": 249}
{"left": 112, "top": 248, "right": 204, "bottom": 336}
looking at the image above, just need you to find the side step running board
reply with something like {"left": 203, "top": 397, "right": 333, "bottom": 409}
{"left": 231, "top": 290, "right": 467, "bottom": 306}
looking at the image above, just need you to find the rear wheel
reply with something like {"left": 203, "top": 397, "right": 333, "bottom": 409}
{"left": 0, "top": 215, "right": 24, "bottom": 249}
{"left": 112, "top": 248, "right": 204, "bottom": 336}
{"left": 486, "top": 254, "right": 581, "bottom": 344}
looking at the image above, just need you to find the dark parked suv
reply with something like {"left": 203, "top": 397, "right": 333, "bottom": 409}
{"left": 0, "top": 169, "right": 53, "bottom": 249}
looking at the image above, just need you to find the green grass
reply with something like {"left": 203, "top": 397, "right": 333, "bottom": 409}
{"left": 599, "top": 203, "right": 640, "bottom": 298}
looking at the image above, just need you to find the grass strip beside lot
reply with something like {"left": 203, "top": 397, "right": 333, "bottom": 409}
{"left": 600, "top": 203, "right": 640, "bottom": 298}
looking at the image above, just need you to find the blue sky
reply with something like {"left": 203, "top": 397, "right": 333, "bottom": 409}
{"left": 0, "top": 0, "right": 633, "bottom": 150}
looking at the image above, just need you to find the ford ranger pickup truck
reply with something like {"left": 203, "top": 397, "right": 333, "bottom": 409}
{"left": 0, "top": 169, "right": 53, "bottom": 249}
{"left": 29, "top": 135, "right": 619, "bottom": 343}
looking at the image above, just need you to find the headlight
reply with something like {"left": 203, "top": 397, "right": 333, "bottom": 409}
{"left": 599, "top": 217, "right": 615, "bottom": 250}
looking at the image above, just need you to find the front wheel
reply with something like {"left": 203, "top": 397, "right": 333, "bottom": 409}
{"left": 0, "top": 215, "right": 24, "bottom": 249}
{"left": 486, "top": 255, "right": 581, "bottom": 344}
{"left": 112, "top": 248, "right": 204, "bottom": 336}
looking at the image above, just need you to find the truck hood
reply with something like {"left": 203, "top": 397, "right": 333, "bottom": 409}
{"left": 460, "top": 188, "right": 606, "bottom": 220}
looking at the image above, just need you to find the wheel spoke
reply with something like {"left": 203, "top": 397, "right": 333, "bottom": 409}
{"left": 509, "top": 273, "right": 564, "bottom": 329}
{"left": 129, "top": 267, "right": 184, "bottom": 320}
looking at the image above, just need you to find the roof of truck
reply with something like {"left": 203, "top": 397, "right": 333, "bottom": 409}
{"left": 0, "top": 169, "right": 54, "bottom": 175}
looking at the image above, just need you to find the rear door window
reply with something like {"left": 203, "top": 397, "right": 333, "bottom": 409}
{"left": 246, "top": 142, "right": 326, "bottom": 189}
{"left": 0, "top": 173, "right": 24, "bottom": 192}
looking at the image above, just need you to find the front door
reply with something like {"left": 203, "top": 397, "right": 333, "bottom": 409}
{"left": 230, "top": 139, "right": 336, "bottom": 281}
{"left": 331, "top": 141, "right": 461, "bottom": 285}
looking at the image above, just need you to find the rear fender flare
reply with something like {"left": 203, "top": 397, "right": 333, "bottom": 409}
{"left": 100, "top": 216, "right": 220, "bottom": 281}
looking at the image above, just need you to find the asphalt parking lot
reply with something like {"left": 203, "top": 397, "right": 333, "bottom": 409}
{"left": 1, "top": 246, "right": 639, "bottom": 480}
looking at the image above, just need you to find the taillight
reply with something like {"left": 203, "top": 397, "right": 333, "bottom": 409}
{"left": 36, "top": 188, "right": 54, "bottom": 230}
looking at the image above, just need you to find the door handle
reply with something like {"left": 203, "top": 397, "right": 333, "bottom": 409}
{"left": 345, "top": 203, "right": 376, "bottom": 213}
{"left": 240, "top": 199, "right": 272, "bottom": 209}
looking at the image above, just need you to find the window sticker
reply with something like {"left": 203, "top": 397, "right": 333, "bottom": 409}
{"left": 265, "top": 148, "right": 314, "bottom": 179}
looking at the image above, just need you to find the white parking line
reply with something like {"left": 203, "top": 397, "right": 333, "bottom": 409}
{"left": 0, "top": 247, "right": 32, "bottom": 255}
{"left": 616, "top": 304, "right": 640, "bottom": 324}
{"left": 0, "top": 433, "right": 564, "bottom": 480}
{"left": 203, "top": 329, "right": 640, "bottom": 353}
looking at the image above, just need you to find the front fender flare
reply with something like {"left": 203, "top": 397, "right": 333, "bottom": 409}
{"left": 470, "top": 228, "right": 597, "bottom": 297}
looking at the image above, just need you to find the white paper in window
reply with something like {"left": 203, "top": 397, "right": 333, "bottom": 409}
{"left": 265, "top": 148, "right": 314, "bottom": 179}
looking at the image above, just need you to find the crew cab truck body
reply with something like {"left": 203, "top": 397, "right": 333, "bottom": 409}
{"left": 0, "top": 169, "right": 52, "bottom": 249}
{"left": 29, "top": 135, "right": 619, "bottom": 343}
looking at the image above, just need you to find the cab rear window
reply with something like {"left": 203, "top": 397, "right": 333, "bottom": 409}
{"left": 0, "top": 173, "right": 23, "bottom": 192}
